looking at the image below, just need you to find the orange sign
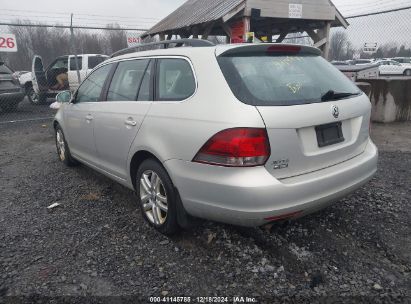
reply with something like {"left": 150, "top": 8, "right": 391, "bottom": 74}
{"left": 230, "top": 20, "right": 245, "bottom": 43}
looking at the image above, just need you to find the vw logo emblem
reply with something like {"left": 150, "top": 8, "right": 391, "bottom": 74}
{"left": 332, "top": 106, "right": 339, "bottom": 119}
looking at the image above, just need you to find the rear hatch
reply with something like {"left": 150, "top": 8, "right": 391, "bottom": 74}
{"left": 217, "top": 44, "right": 371, "bottom": 179}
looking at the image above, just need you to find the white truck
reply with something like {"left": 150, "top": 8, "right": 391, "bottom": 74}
{"left": 20, "top": 54, "right": 108, "bottom": 104}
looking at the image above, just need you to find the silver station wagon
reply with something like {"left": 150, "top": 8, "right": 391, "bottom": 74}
{"left": 53, "top": 40, "right": 378, "bottom": 235}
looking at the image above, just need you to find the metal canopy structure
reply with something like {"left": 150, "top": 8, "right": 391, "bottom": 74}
{"left": 141, "top": 0, "right": 349, "bottom": 59}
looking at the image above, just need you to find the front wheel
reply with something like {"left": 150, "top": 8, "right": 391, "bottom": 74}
{"left": 136, "top": 159, "right": 179, "bottom": 235}
{"left": 404, "top": 69, "right": 411, "bottom": 76}
{"left": 27, "top": 86, "right": 47, "bottom": 104}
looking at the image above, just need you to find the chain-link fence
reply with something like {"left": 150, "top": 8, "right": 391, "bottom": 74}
{"left": 0, "top": 7, "right": 410, "bottom": 123}
{"left": 0, "top": 24, "right": 145, "bottom": 124}
{"left": 282, "top": 7, "right": 411, "bottom": 61}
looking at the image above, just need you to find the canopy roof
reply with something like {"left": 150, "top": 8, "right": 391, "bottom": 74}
{"left": 142, "top": 0, "right": 348, "bottom": 38}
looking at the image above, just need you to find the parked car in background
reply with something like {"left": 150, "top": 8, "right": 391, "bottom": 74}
{"left": 351, "top": 59, "right": 374, "bottom": 65}
{"left": 19, "top": 54, "right": 108, "bottom": 105}
{"left": 331, "top": 61, "right": 350, "bottom": 66}
{"left": 0, "top": 62, "right": 25, "bottom": 112}
{"left": 376, "top": 59, "right": 411, "bottom": 76}
{"left": 53, "top": 41, "right": 378, "bottom": 235}
{"left": 392, "top": 57, "right": 411, "bottom": 65}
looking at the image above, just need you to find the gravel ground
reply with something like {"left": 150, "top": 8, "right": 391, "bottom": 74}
{"left": 0, "top": 98, "right": 54, "bottom": 124}
{"left": 0, "top": 121, "right": 410, "bottom": 303}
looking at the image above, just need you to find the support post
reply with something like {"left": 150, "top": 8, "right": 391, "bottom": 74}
{"left": 267, "top": 25, "right": 273, "bottom": 43}
{"left": 313, "top": 21, "right": 331, "bottom": 59}
{"left": 322, "top": 21, "right": 331, "bottom": 60}
{"left": 243, "top": 16, "right": 251, "bottom": 42}
{"left": 276, "top": 28, "right": 289, "bottom": 43}
{"left": 70, "top": 13, "right": 81, "bottom": 86}
{"left": 202, "top": 22, "right": 215, "bottom": 40}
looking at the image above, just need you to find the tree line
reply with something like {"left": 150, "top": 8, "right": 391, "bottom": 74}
{"left": 1, "top": 21, "right": 137, "bottom": 71}
{"left": 2, "top": 21, "right": 410, "bottom": 70}
{"left": 329, "top": 31, "right": 411, "bottom": 61}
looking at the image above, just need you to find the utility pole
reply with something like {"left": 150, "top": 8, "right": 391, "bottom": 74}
{"left": 70, "top": 13, "right": 81, "bottom": 85}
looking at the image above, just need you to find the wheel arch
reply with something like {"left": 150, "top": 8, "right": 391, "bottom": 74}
{"left": 129, "top": 150, "right": 163, "bottom": 190}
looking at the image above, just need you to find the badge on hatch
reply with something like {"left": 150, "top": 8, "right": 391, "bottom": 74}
{"left": 273, "top": 159, "right": 289, "bottom": 170}
{"left": 332, "top": 105, "right": 340, "bottom": 119}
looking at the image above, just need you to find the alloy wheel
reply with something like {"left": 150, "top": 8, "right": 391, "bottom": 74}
{"left": 28, "top": 88, "right": 40, "bottom": 104}
{"left": 140, "top": 170, "right": 168, "bottom": 225}
{"left": 56, "top": 130, "right": 66, "bottom": 161}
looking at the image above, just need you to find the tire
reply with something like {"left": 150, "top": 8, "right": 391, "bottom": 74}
{"left": 136, "top": 159, "right": 179, "bottom": 235}
{"left": 27, "top": 86, "right": 47, "bottom": 105}
{"left": 55, "top": 125, "right": 78, "bottom": 167}
{"left": 26, "top": 85, "right": 39, "bottom": 104}
{"left": 404, "top": 69, "right": 411, "bottom": 76}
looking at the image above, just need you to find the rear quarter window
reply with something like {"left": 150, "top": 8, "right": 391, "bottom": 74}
{"left": 156, "top": 58, "right": 196, "bottom": 101}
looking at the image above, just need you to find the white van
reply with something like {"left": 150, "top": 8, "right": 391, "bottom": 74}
{"left": 23, "top": 54, "right": 108, "bottom": 104}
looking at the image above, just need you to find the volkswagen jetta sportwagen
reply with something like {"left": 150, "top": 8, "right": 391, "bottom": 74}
{"left": 53, "top": 40, "right": 378, "bottom": 235}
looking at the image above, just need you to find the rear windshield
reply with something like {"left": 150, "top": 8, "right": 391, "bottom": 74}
{"left": 218, "top": 53, "right": 361, "bottom": 106}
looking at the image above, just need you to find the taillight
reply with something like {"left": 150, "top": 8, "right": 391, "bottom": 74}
{"left": 193, "top": 128, "right": 270, "bottom": 167}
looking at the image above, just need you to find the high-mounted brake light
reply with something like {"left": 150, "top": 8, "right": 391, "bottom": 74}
{"left": 266, "top": 45, "right": 301, "bottom": 53}
{"left": 193, "top": 128, "right": 270, "bottom": 167}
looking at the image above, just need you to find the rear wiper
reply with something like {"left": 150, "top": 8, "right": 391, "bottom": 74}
{"left": 321, "top": 90, "right": 360, "bottom": 101}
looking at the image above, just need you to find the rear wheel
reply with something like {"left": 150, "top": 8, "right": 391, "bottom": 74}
{"left": 55, "top": 125, "right": 78, "bottom": 166}
{"left": 404, "top": 69, "right": 411, "bottom": 76}
{"left": 136, "top": 159, "right": 179, "bottom": 235}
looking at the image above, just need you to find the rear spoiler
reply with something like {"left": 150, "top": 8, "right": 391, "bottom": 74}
{"left": 216, "top": 43, "right": 322, "bottom": 57}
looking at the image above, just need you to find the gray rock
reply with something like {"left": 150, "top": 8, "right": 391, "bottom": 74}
{"left": 373, "top": 283, "right": 383, "bottom": 291}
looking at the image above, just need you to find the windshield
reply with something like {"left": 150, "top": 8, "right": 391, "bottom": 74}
{"left": 218, "top": 53, "right": 361, "bottom": 106}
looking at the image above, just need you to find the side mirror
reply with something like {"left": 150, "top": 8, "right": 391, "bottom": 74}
{"left": 56, "top": 90, "right": 72, "bottom": 103}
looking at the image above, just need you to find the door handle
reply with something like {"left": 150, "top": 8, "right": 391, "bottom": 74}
{"left": 85, "top": 114, "right": 93, "bottom": 121}
{"left": 125, "top": 118, "right": 137, "bottom": 127}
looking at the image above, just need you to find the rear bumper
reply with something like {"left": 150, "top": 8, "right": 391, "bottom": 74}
{"left": 165, "top": 139, "right": 378, "bottom": 227}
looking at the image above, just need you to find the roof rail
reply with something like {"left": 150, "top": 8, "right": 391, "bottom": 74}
{"left": 110, "top": 39, "right": 215, "bottom": 58}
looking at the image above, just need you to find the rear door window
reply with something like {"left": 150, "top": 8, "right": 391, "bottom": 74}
{"left": 218, "top": 53, "right": 361, "bottom": 106}
{"left": 69, "top": 56, "right": 83, "bottom": 71}
{"left": 107, "top": 59, "right": 150, "bottom": 102}
{"left": 156, "top": 58, "right": 196, "bottom": 101}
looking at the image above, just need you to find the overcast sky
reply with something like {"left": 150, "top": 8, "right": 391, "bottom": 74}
{"left": 0, "top": 0, "right": 410, "bottom": 47}
{"left": 0, "top": 0, "right": 409, "bottom": 29}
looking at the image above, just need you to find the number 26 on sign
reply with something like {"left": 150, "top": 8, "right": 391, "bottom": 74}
{"left": 0, "top": 34, "right": 18, "bottom": 52}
